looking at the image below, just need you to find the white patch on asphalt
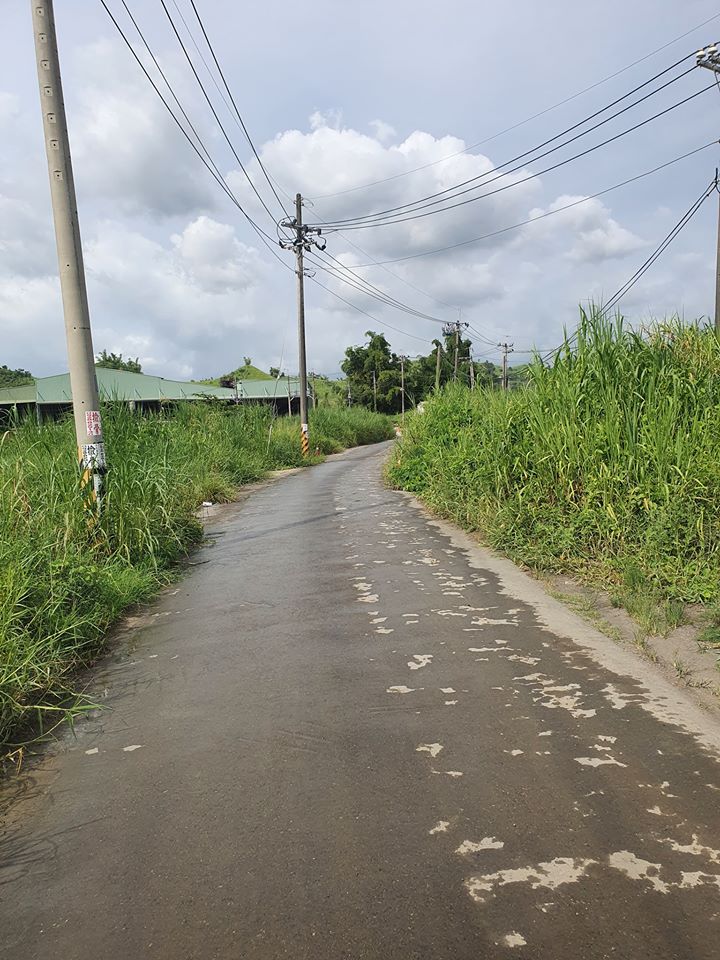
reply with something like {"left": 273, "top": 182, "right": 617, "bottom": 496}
{"left": 85, "top": 748, "right": 99, "bottom": 755}
{"left": 465, "top": 857, "right": 595, "bottom": 903}
{"left": 602, "top": 683, "right": 635, "bottom": 710}
{"left": 409, "top": 655, "right": 433, "bottom": 670}
{"left": 429, "top": 821, "right": 450, "bottom": 835}
{"left": 387, "top": 685, "right": 415, "bottom": 694}
{"left": 503, "top": 933, "right": 527, "bottom": 948}
{"left": 123, "top": 744, "right": 143, "bottom": 752}
{"left": 470, "top": 617, "right": 519, "bottom": 626}
{"left": 660, "top": 835, "right": 720, "bottom": 861}
{"left": 416, "top": 743, "right": 444, "bottom": 758}
{"left": 575, "top": 757, "right": 626, "bottom": 768}
{"left": 456, "top": 838, "right": 504, "bottom": 855}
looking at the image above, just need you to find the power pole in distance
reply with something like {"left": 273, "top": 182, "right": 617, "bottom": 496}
{"left": 399, "top": 355, "right": 406, "bottom": 420}
{"left": 31, "top": 0, "right": 106, "bottom": 507}
{"left": 279, "top": 194, "right": 325, "bottom": 455}
{"left": 372, "top": 370, "right": 378, "bottom": 412}
{"left": 442, "top": 319, "right": 468, "bottom": 383}
{"left": 469, "top": 353, "right": 476, "bottom": 390}
{"left": 696, "top": 45, "right": 720, "bottom": 330}
{"left": 499, "top": 342, "right": 514, "bottom": 391}
{"left": 435, "top": 341, "right": 442, "bottom": 392}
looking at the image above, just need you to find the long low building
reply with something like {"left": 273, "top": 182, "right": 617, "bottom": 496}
{"left": 0, "top": 368, "right": 307, "bottom": 421}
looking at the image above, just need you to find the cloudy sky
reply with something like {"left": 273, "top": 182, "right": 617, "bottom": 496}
{"left": 2, "top": 0, "right": 719, "bottom": 379}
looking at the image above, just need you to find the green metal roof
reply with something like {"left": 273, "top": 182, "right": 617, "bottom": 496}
{"left": 0, "top": 382, "right": 37, "bottom": 405}
{"left": 238, "top": 377, "right": 302, "bottom": 400}
{"left": 0, "top": 369, "right": 303, "bottom": 406}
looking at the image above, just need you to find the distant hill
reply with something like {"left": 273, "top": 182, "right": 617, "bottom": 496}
{"left": 0, "top": 365, "right": 34, "bottom": 388}
{"left": 196, "top": 363, "right": 274, "bottom": 386}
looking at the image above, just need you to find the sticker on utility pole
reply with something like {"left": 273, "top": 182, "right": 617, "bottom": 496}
{"left": 301, "top": 423, "right": 309, "bottom": 433}
{"left": 82, "top": 442, "right": 107, "bottom": 470}
{"left": 85, "top": 410, "right": 102, "bottom": 438}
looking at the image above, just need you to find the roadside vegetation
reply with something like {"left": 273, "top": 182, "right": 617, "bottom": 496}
{"left": 0, "top": 403, "right": 393, "bottom": 750}
{"left": 388, "top": 311, "right": 720, "bottom": 622}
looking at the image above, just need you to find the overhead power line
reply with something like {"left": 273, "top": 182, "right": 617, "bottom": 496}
{"left": 347, "top": 141, "right": 718, "bottom": 265}
{"left": 157, "top": 0, "right": 284, "bottom": 222}
{"left": 318, "top": 78, "right": 713, "bottom": 230}
{"left": 101, "top": 2, "right": 444, "bottom": 346}
{"left": 308, "top": 278, "right": 432, "bottom": 343}
{"left": 184, "top": 0, "right": 290, "bottom": 215}
{"left": 307, "top": 14, "right": 720, "bottom": 201}
{"left": 600, "top": 180, "right": 716, "bottom": 315}
{"left": 307, "top": 251, "right": 447, "bottom": 324}
{"left": 99, "top": 0, "right": 286, "bottom": 263}
{"left": 540, "top": 179, "right": 717, "bottom": 362}
{"left": 318, "top": 57, "right": 696, "bottom": 227}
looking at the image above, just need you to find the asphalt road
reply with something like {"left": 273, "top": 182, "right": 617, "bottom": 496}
{"left": 2, "top": 440, "right": 720, "bottom": 959}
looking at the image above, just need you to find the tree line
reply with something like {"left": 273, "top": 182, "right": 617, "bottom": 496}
{"left": 340, "top": 330, "right": 500, "bottom": 414}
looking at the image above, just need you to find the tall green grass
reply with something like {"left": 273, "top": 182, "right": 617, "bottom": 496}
{"left": 388, "top": 311, "right": 720, "bottom": 605}
{"left": 0, "top": 403, "right": 393, "bottom": 748}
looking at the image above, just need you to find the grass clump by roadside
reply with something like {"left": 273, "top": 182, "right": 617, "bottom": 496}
{"left": 0, "top": 403, "right": 393, "bottom": 750}
{"left": 387, "top": 310, "right": 720, "bottom": 621}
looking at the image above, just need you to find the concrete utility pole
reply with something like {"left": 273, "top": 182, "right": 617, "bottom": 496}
{"left": 399, "top": 355, "right": 406, "bottom": 420}
{"left": 294, "top": 194, "right": 309, "bottom": 455}
{"left": 499, "top": 341, "right": 514, "bottom": 391}
{"left": 454, "top": 309, "right": 462, "bottom": 381}
{"left": 442, "top": 319, "right": 467, "bottom": 383}
{"left": 469, "top": 354, "right": 476, "bottom": 390}
{"left": 697, "top": 45, "right": 720, "bottom": 331}
{"left": 279, "top": 194, "right": 324, "bottom": 455}
{"left": 31, "top": 0, "right": 105, "bottom": 506}
{"left": 372, "top": 370, "right": 377, "bottom": 412}
{"left": 435, "top": 342, "right": 442, "bottom": 392}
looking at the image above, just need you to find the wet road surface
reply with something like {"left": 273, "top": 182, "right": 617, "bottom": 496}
{"left": 2, "top": 441, "right": 720, "bottom": 959}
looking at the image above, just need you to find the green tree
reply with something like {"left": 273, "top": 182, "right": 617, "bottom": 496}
{"left": 0, "top": 365, "right": 33, "bottom": 388}
{"left": 96, "top": 350, "right": 142, "bottom": 373}
{"left": 475, "top": 360, "right": 498, "bottom": 387}
{"left": 342, "top": 331, "right": 402, "bottom": 413}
